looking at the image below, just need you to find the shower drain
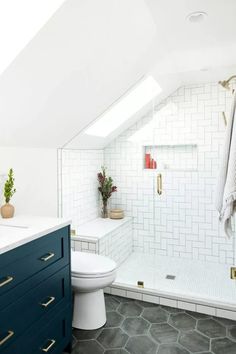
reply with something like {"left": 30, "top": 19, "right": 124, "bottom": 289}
{"left": 166, "top": 275, "right": 176, "bottom": 280}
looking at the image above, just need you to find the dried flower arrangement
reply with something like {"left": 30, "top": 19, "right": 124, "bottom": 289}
{"left": 97, "top": 167, "right": 117, "bottom": 218}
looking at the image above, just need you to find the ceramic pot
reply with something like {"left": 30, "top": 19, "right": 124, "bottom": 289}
{"left": 1, "top": 203, "right": 15, "bottom": 218}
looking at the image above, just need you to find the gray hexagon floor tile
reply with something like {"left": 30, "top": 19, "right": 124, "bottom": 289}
{"left": 72, "top": 339, "right": 104, "bottom": 354}
{"left": 150, "top": 323, "right": 179, "bottom": 344}
{"left": 97, "top": 328, "right": 128, "bottom": 349}
{"left": 114, "top": 296, "right": 134, "bottom": 303}
{"left": 169, "top": 313, "right": 196, "bottom": 332}
{"left": 197, "top": 318, "right": 226, "bottom": 338}
{"left": 187, "top": 311, "right": 210, "bottom": 319}
{"left": 105, "top": 311, "right": 124, "bottom": 328}
{"left": 157, "top": 343, "right": 189, "bottom": 354}
{"left": 211, "top": 337, "right": 236, "bottom": 354}
{"left": 213, "top": 317, "right": 236, "bottom": 327}
{"left": 228, "top": 325, "right": 236, "bottom": 340}
{"left": 122, "top": 317, "right": 150, "bottom": 336}
{"left": 72, "top": 295, "right": 236, "bottom": 354}
{"left": 142, "top": 307, "right": 168, "bottom": 323}
{"left": 125, "top": 335, "right": 158, "bottom": 354}
{"left": 135, "top": 300, "right": 158, "bottom": 308}
{"left": 162, "top": 306, "right": 184, "bottom": 314}
{"left": 73, "top": 327, "right": 102, "bottom": 340}
{"left": 179, "top": 330, "right": 210, "bottom": 352}
{"left": 118, "top": 302, "right": 143, "bottom": 317}
{"left": 105, "top": 296, "right": 120, "bottom": 312}
{"left": 105, "top": 350, "right": 129, "bottom": 354}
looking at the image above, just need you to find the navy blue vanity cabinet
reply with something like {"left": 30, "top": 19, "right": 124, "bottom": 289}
{"left": 0, "top": 225, "right": 72, "bottom": 354}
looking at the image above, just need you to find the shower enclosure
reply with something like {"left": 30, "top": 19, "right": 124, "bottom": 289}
{"left": 103, "top": 83, "right": 236, "bottom": 316}
{"left": 59, "top": 82, "right": 236, "bottom": 318}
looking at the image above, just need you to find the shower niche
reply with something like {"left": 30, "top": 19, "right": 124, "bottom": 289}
{"left": 143, "top": 143, "right": 198, "bottom": 171}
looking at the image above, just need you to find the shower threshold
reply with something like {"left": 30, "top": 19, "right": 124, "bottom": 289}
{"left": 106, "top": 252, "right": 236, "bottom": 321}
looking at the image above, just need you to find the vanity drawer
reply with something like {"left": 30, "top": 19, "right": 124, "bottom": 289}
{"left": 0, "top": 265, "right": 71, "bottom": 349}
{"left": 3, "top": 305, "right": 72, "bottom": 354}
{"left": 0, "top": 226, "right": 70, "bottom": 299}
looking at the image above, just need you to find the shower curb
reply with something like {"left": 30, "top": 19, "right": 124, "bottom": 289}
{"left": 104, "top": 283, "right": 236, "bottom": 321}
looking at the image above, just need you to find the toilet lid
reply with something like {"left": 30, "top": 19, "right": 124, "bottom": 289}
{"left": 71, "top": 251, "right": 116, "bottom": 277}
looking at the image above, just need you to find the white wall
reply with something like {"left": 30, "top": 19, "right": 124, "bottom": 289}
{"left": 0, "top": 147, "right": 58, "bottom": 217}
{"left": 59, "top": 149, "right": 104, "bottom": 231}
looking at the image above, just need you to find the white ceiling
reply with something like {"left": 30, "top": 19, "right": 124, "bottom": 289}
{"left": 0, "top": 0, "right": 65, "bottom": 76}
{"left": 0, "top": 0, "right": 236, "bottom": 149}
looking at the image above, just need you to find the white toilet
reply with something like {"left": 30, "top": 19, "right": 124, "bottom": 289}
{"left": 71, "top": 250, "right": 117, "bottom": 330}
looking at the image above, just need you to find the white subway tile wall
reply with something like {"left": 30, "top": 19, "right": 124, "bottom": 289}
{"left": 104, "top": 83, "right": 234, "bottom": 264}
{"left": 71, "top": 239, "right": 98, "bottom": 253}
{"left": 60, "top": 149, "right": 104, "bottom": 231}
{"left": 98, "top": 219, "right": 133, "bottom": 265}
{"left": 71, "top": 218, "right": 132, "bottom": 266}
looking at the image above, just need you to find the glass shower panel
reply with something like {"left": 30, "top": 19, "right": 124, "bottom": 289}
{"left": 152, "top": 95, "right": 199, "bottom": 261}
{"left": 129, "top": 101, "right": 156, "bottom": 256}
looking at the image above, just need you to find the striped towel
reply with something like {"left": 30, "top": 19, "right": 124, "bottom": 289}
{"left": 215, "top": 91, "right": 236, "bottom": 237}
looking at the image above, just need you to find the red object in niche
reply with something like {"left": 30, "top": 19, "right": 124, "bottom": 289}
{"left": 150, "top": 159, "right": 157, "bottom": 169}
{"left": 145, "top": 153, "right": 151, "bottom": 168}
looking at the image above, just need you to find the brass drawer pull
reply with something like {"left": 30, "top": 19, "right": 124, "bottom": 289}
{"left": 40, "top": 296, "right": 55, "bottom": 308}
{"left": 0, "top": 330, "right": 14, "bottom": 346}
{"left": 157, "top": 174, "right": 162, "bottom": 195}
{"left": 0, "top": 276, "right": 13, "bottom": 288}
{"left": 40, "top": 253, "right": 55, "bottom": 262}
{"left": 42, "top": 339, "right": 56, "bottom": 352}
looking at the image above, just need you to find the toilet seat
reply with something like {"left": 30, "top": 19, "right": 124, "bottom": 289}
{"left": 71, "top": 250, "right": 116, "bottom": 278}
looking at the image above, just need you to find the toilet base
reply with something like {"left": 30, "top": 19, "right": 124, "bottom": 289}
{"left": 72, "top": 289, "right": 106, "bottom": 330}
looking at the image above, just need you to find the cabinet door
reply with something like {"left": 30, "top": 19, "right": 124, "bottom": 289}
{"left": 2, "top": 305, "right": 72, "bottom": 354}
{"left": 0, "top": 226, "right": 70, "bottom": 308}
{"left": 0, "top": 266, "right": 71, "bottom": 347}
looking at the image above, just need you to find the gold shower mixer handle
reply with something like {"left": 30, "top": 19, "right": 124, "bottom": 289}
{"left": 157, "top": 174, "right": 162, "bottom": 195}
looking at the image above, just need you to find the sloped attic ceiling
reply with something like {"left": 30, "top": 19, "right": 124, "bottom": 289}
{"left": 0, "top": 0, "right": 158, "bottom": 148}
{"left": 0, "top": 0, "right": 236, "bottom": 149}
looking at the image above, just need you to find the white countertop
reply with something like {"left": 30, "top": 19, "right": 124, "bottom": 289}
{"left": 72, "top": 217, "right": 132, "bottom": 241}
{"left": 0, "top": 215, "right": 71, "bottom": 255}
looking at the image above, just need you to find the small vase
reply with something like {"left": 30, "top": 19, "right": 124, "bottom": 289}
{"left": 101, "top": 200, "right": 109, "bottom": 218}
{"left": 1, "top": 203, "right": 15, "bottom": 218}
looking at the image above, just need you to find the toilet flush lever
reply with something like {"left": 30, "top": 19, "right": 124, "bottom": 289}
{"left": 157, "top": 174, "right": 162, "bottom": 195}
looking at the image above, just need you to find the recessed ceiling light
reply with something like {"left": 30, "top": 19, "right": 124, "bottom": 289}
{"left": 186, "top": 11, "right": 208, "bottom": 23}
{"left": 200, "top": 67, "right": 209, "bottom": 72}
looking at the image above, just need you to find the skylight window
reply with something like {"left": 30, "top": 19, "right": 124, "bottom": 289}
{"left": 0, "top": 0, "right": 65, "bottom": 76}
{"left": 84, "top": 76, "right": 162, "bottom": 137}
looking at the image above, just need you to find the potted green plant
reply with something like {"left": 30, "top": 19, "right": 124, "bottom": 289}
{"left": 1, "top": 168, "right": 16, "bottom": 218}
{"left": 97, "top": 167, "right": 117, "bottom": 218}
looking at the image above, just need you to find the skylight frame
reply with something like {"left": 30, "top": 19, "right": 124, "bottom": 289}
{"left": 84, "top": 75, "right": 162, "bottom": 138}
